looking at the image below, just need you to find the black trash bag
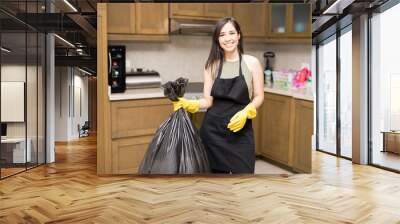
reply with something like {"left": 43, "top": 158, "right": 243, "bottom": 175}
{"left": 138, "top": 78, "right": 210, "bottom": 174}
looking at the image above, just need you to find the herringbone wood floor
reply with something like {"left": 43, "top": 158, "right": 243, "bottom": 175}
{"left": 1, "top": 134, "right": 400, "bottom": 223}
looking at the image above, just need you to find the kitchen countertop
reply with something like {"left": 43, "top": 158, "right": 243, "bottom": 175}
{"left": 109, "top": 83, "right": 314, "bottom": 102}
{"left": 109, "top": 82, "right": 204, "bottom": 101}
{"left": 264, "top": 86, "right": 314, "bottom": 101}
{"left": 109, "top": 87, "right": 165, "bottom": 101}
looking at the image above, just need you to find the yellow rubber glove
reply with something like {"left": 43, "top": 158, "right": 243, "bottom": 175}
{"left": 227, "top": 103, "right": 257, "bottom": 132}
{"left": 172, "top": 97, "right": 200, "bottom": 113}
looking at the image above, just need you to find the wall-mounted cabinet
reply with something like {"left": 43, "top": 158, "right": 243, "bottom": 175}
{"left": 171, "top": 3, "right": 204, "bottom": 18}
{"left": 170, "top": 3, "right": 232, "bottom": 20}
{"left": 267, "top": 3, "right": 311, "bottom": 39}
{"left": 204, "top": 3, "right": 232, "bottom": 18}
{"left": 290, "top": 4, "right": 312, "bottom": 37}
{"left": 136, "top": 4, "right": 169, "bottom": 35}
{"left": 232, "top": 3, "right": 311, "bottom": 42}
{"left": 107, "top": 4, "right": 136, "bottom": 34}
{"left": 232, "top": 3, "right": 267, "bottom": 38}
{"left": 107, "top": 3, "right": 169, "bottom": 41}
{"left": 106, "top": 3, "right": 310, "bottom": 43}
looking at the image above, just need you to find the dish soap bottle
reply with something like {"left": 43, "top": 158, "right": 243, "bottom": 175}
{"left": 263, "top": 51, "right": 275, "bottom": 87}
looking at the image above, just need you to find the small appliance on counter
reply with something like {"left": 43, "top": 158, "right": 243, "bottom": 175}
{"left": 125, "top": 68, "right": 162, "bottom": 89}
{"left": 108, "top": 45, "right": 126, "bottom": 93}
{"left": 263, "top": 51, "right": 275, "bottom": 86}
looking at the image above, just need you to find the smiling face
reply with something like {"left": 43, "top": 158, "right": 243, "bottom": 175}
{"left": 218, "top": 22, "right": 241, "bottom": 54}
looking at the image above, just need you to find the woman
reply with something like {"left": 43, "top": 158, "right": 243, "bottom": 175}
{"left": 173, "top": 17, "right": 264, "bottom": 174}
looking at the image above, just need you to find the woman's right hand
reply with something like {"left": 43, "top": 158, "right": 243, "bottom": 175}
{"left": 172, "top": 98, "right": 200, "bottom": 113}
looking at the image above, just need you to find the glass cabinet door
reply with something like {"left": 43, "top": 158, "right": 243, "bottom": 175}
{"left": 292, "top": 4, "right": 311, "bottom": 34}
{"left": 269, "top": 4, "right": 288, "bottom": 34}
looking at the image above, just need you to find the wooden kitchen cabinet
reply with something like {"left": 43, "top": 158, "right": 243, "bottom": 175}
{"left": 112, "top": 135, "right": 152, "bottom": 174}
{"left": 261, "top": 92, "right": 293, "bottom": 165}
{"left": 289, "top": 4, "right": 312, "bottom": 38}
{"left": 107, "top": 3, "right": 135, "bottom": 34}
{"left": 203, "top": 3, "right": 232, "bottom": 18}
{"left": 266, "top": 3, "right": 290, "bottom": 38}
{"left": 232, "top": 3, "right": 267, "bottom": 38}
{"left": 110, "top": 98, "right": 172, "bottom": 173}
{"left": 170, "top": 3, "right": 204, "bottom": 18}
{"left": 259, "top": 92, "right": 313, "bottom": 173}
{"left": 267, "top": 3, "right": 311, "bottom": 38}
{"left": 136, "top": 3, "right": 169, "bottom": 35}
{"left": 253, "top": 102, "right": 263, "bottom": 155}
{"left": 292, "top": 99, "right": 313, "bottom": 173}
{"left": 171, "top": 3, "right": 231, "bottom": 20}
{"left": 107, "top": 3, "right": 169, "bottom": 40}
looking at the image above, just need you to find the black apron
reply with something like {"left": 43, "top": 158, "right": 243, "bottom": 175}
{"left": 200, "top": 54, "right": 255, "bottom": 174}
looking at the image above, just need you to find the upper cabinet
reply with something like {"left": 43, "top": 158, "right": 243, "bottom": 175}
{"left": 107, "top": 3, "right": 169, "bottom": 39}
{"left": 170, "top": 3, "right": 231, "bottom": 20}
{"left": 203, "top": 3, "right": 232, "bottom": 18}
{"left": 105, "top": 3, "right": 310, "bottom": 43}
{"left": 135, "top": 3, "right": 169, "bottom": 35}
{"left": 267, "top": 3, "right": 311, "bottom": 38}
{"left": 289, "top": 4, "right": 312, "bottom": 37}
{"left": 107, "top": 4, "right": 136, "bottom": 34}
{"left": 267, "top": 4, "right": 289, "bottom": 37}
{"left": 171, "top": 3, "right": 204, "bottom": 18}
{"left": 232, "top": 3, "right": 267, "bottom": 38}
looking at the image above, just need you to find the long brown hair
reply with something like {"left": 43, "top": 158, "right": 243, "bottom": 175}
{"left": 205, "top": 17, "right": 244, "bottom": 79}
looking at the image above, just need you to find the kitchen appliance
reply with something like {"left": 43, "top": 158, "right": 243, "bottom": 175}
{"left": 1, "top": 123, "right": 7, "bottom": 139}
{"left": 125, "top": 69, "right": 162, "bottom": 89}
{"left": 263, "top": 51, "right": 275, "bottom": 86}
{"left": 108, "top": 45, "right": 126, "bottom": 93}
{"left": 170, "top": 19, "right": 215, "bottom": 35}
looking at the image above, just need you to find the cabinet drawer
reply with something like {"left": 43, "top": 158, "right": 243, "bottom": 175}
{"left": 111, "top": 98, "right": 172, "bottom": 139}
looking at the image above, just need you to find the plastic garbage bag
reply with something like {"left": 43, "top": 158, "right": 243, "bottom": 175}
{"left": 138, "top": 78, "right": 210, "bottom": 174}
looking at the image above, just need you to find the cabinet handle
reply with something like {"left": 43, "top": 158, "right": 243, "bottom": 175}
{"left": 108, "top": 52, "right": 112, "bottom": 75}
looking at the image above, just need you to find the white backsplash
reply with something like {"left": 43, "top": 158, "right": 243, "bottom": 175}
{"left": 124, "top": 35, "right": 311, "bottom": 83}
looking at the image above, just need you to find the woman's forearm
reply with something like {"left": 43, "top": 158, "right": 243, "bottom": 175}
{"left": 250, "top": 94, "right": 264, "bottom": 109}
{"left": 199, "top": 97, "right": 212, "bottom": 109}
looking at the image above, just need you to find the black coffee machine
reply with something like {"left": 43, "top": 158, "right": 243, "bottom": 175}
{"left": 108, "top": 45, "right": 126, "bottom": 93}
{"left": 263, "top": 51, "right": 275, "bottom": 85}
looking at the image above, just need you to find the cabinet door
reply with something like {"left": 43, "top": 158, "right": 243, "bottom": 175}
{"left": 292, "top": 99, "right": 313, "bottom": 173}
{"left": 233, "top": 3, "right": 267, "bottom": 38}
{"left": 253, "top": 102, "right": 263, "bottom": 155}
{"left": 204, "top": 3, "right": 232, "bottom": 18}
{"left": 288, "top": 4, "right": 311, "bottom": 38}
{"left": 112, "top": 135, "right": 152, "bottom": 174}
{"left": 171, "top": 3, "right": 204, "bottom": 17}
{"left": 107, "top": 3, "right": 135, "bottom": 34}
{"left": 136, "top": 3, "right": 169, "bottom": 35}
{"left": 267, "top": 3, "right": 290, "bottom": 37}
{"left": 261, "top": 93, "right": 293, "bottom": 165}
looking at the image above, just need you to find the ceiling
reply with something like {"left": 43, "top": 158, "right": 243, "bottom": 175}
{"left": 311, "top": 0, "right": 389, "bottom": 43}
{"left": 0, "top": 0, "right": 98, "bottom": 73}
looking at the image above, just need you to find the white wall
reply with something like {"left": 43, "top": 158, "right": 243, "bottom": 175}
{"left": 54, "top": 67, "right": 89, "bottom": 141}
{"left": 123, "top": 35, "right": 311, "bottom": 83}
{"left": 1, "top": 65, "right": 35, "bottom": 137}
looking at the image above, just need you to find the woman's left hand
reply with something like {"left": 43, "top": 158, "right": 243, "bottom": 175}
{"left": 227, "top": 104, "right": 257, "bottom": 132}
